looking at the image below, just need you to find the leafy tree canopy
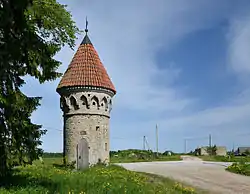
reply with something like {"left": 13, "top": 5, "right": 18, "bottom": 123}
{"left": 0, "top": 0, "right": 80, "bottom": 176}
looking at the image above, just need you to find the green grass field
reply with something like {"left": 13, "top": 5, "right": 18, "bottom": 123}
{"left": 198, "top": 155, "right": 250, "bottom": 176}
{"left": 110, "top": 155, "right": 182, "bottom": 163}
{"left": 0, "top": 158, "right": 197, "bottom": 194}
{"left": 226, "top": 163, "right": 250, "bottom": 176}
{"left": 198, "top": 155, "right": 250, "bottom": 162}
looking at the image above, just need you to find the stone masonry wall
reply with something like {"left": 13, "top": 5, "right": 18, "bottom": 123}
{"left": 60, "top": 90, "right": 113, "bottom": 117}
{"left": 60, "top": 89, "right": 113, "bottom": 166}
{"left": 64, "top": 114, "right": 110, "bottom": 165}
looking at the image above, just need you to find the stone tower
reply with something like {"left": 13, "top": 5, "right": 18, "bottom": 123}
{"left": 56, "top": 25, "right": 116, "bottom": 169}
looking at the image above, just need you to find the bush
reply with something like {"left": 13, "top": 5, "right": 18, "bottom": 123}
{"left": 226, "top": 162, "right": 250, "bottom": 176}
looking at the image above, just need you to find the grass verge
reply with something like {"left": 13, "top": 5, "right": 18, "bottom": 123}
{"left": 226, "top": 163, "right": 250, "bottom": 176}
{"left": 110, "top": 155, "right": 182, "bottom": 163}
{"left": 198, "top": 155, "right": 250, "bottom": 162}
{"left": 0, "top": 158, "right": 196, "bottom": 194}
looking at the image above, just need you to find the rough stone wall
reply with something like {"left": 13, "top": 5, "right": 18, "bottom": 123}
{"left": 60, "top": 90, "right": 113, "bottom": 117}
{"left": 216, "top": 146, "right": 227, "bottom": 156}
{"left": 199, "top": 146, "right": 227, "bottom": 156}
{"left": 200, "top": 147, "right": 209, "bottom": 156}
{"left": 64, "top": 114, "right": 110, "bottom": 165}
{"left": 60, "top": 89, "right": 113, "bottom": 166}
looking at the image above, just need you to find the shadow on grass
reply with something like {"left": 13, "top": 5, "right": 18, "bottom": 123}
{"left": 0, "top": 169, "right": 59, "bottom": 193}
{"left": 52, "top": 163, "right": 75, "bottom": 171}
{"left": 52, "top": 163, "right": 66, "bottom": 169}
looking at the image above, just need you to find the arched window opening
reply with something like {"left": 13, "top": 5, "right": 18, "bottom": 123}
{"left": 70, "top": 96, "right": 79, "bottom": 110}
{"left": 105, "top": 143, "right": 108, "bottom": 151}
{"left": 60, "top": 97, "right": 69, "bottom": 113}
{"left": 109, "top": 99, "right": 112, "bottom": 112}
{"left": 91, "top": 96, "right": 99, "bottom": 109}
{"left": 101, "top": 97, "right": 108, "bottom": 111}
{"left": 80, "top": 95, "right": 89, "bottom": 109}
{"left": 60, "top": 97, "right": 65, "bottom": 109}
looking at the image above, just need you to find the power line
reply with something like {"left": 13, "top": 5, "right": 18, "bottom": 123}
{"left": 41, "top": 125, "right": 142, "bottom": 139}
{"left": 233, "top": 132, "right": 250, "bottom": 137}
{"left": 42, "top": 126, "right": 142, "bottom": 140}
{"left": 41, "top": 126, "right": 62, "bottom": 131}
{"left": 183, "top": 131, "right": 250, "bottom": 153}
{"left": 184, "top": 136, "right": 208, "bottom": 141}
{"left": 184, "top": 136, "right": 209, "bottom": 153}
{"left": 145, "top": 136, "right": 151, "bottom": 150}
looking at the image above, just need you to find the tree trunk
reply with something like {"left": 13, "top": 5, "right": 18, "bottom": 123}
{"left": 0, "top": 143, "right": 8, "bottom": 177}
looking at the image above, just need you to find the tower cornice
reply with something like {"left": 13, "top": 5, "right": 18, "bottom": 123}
{"left": 57, "top": 85, "right": 115, "bottom": 97}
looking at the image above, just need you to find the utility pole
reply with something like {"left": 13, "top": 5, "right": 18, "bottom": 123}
{"left": 156, "top": 124, "right": 159, "bottom": 156}
{"left": 209, "top": 134, "right": 212, "bottom": 148}
{"left": 184, "top": 139, "right": 187, "bottom": 154}
{"left": 143, "top": 136, "right": 146, "bottom": 150}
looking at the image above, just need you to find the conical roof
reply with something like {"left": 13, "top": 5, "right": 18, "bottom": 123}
{"left": 56, "top": 33, "right": 116, "bottom": 94}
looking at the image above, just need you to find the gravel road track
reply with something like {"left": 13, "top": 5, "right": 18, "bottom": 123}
{"left": 117, "top": 156, "right": 250, "bottom": 194}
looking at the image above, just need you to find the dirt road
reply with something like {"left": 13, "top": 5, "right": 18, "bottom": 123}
{"left": 117, "top": 156, "right": 250, "bottom": 194}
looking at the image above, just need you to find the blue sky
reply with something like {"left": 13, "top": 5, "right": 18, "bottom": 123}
{"left": 22, "top": 0, "right": 250, "bottom": 153}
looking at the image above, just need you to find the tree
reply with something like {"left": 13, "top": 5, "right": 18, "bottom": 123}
{"left": 206, "top": 145, "right": 217, "bottom": 156}
{"left": 0, "top": 0, "right": 80, "bottom": 176}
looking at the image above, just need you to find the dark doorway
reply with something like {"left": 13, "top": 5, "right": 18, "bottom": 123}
{"left": 76, "top": 138, "right": 89, "bottom": 170}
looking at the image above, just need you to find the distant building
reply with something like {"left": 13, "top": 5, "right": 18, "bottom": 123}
{"left": 216, "top": 146, "right": 227, "bottom": 156}
{"left": 163, "top": 150, "right": 173, "bottom": 156}
{"left": 234, "top": 147, "right": 250, "bottom": 156}
{"left": 196, "top": 146, "right": 227, "bottom": 156}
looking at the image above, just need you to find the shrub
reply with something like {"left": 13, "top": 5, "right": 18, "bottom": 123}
{"left": 173, "top": 182, "right": 196, "bottom": 193}
{"left": 226, "top": 162, "right": 250, "bottom": 176}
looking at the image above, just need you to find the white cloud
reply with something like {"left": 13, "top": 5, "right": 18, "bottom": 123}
{"left": 58, "top": 0, "right": 232, "bottom": 115}
{"left": 21, "top": 0, "right": 250, "bottom": 151}
{"left": 147, "top": 10, "right": 250, "bottom": 143}
{"left": 160, "top": 101, "right": 250, "bottom": 130}
{"left": 228, "top": 14, "right": 250, "bottom": 74}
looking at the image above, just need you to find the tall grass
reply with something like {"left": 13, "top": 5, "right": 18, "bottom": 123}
{"left": 0, "top": 158, "right": 196, "bottom": 194}
{"left": 226, "top": 163, "right": 250, "bottom": 176}
{"left": 199, "top": 155, "right": 250, "bottom": 162}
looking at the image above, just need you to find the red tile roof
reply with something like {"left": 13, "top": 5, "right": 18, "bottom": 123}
{"left": 57, "top": 34, "right": 116, "bottom": 94}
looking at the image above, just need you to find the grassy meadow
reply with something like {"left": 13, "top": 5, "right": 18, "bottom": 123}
{"left": 198, "top": 155, "right": 250, "bottom": 176}
{"left": 110, "top": 149, "right": 182, "bottom": 163}
{"left": 110, "top": 156, "right": 181, "bottom": 163}
{"left": 198, "top": 155, "right": 250, "bottom": 163}
{"left": 226, "top": 163, "right": 250, "bottom": 176}
{"left": 0, "top": 157, "right": 197, "bottom": 194}
{"left": 110, "top": 154, "right": 181, "bottom": 163}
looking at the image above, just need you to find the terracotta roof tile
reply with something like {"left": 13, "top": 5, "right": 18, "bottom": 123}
{"left": 57, "top": 34, "right": 116, "bottom": 94}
